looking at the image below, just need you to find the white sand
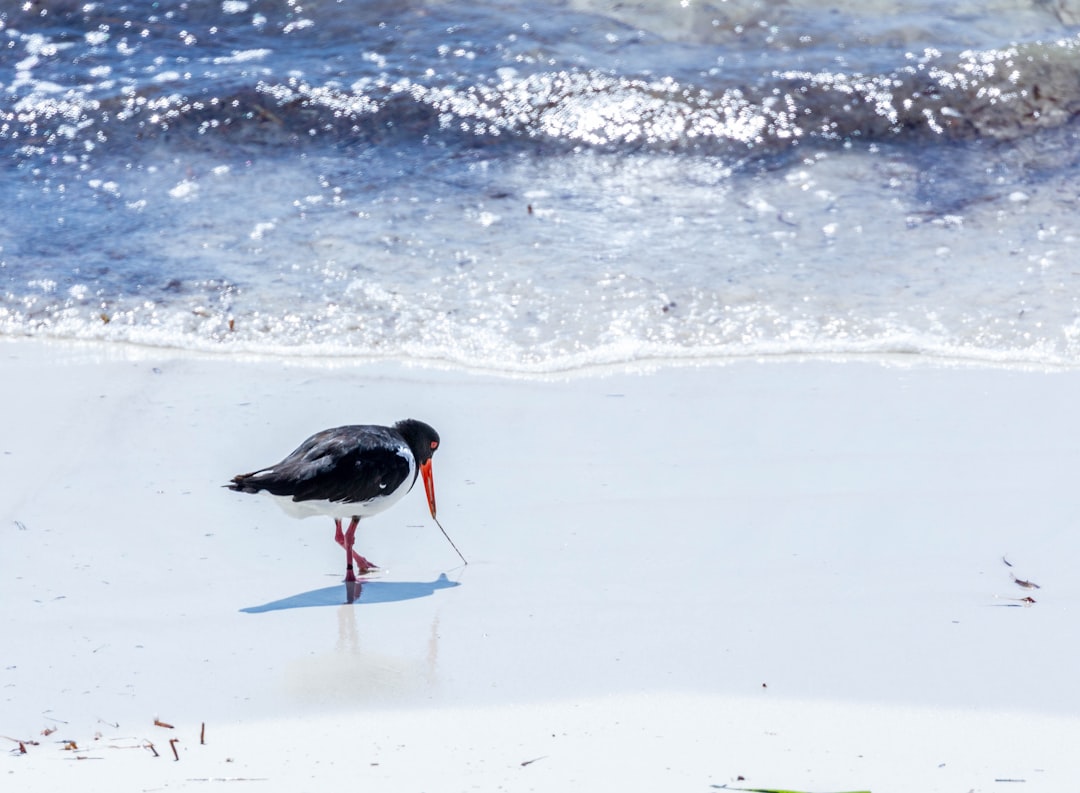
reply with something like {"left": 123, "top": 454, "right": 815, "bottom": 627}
{"left": 3, "top": 338, "right": 1078, "bottom": 792}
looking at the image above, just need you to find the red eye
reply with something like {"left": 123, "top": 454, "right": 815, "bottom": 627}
{"left": 430, "top": 441, "right": 438, "bottom": 450}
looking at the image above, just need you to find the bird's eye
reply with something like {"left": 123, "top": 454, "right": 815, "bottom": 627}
{"left": 430, "top": 440, "right": 438, "bottom": 450}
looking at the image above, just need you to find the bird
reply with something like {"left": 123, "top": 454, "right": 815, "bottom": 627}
{"left": 227, "top": 419, "right": 463, "bottom": 585}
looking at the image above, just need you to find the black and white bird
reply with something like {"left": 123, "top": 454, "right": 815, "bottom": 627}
{"left": 228, "top": 419, "right": 464, "bottom": 582}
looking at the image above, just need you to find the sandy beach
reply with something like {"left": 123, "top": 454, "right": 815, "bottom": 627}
{"left": 3, "top": 338, "right": 1079, "bottom": 792}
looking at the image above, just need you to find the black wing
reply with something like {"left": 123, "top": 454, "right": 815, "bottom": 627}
{"left": 229, "top": 425, "right": 413, "bottom": 504}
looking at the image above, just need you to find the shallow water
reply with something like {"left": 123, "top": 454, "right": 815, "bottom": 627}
{"left": 3, "top": 0, "right": 1080, "bottom": 371}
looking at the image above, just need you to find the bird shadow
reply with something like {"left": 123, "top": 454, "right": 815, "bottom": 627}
{"left": 240, "top": 573, "right": 460, "bottom": 613}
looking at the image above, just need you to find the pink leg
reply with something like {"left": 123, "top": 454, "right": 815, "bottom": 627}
{"left": 335, "top": 519, "right": 356, "bottom": 583}
{"left": 335, "top": 517, "right": 377, "bottom": 579}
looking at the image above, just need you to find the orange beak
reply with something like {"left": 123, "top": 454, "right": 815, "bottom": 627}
{"left": 421, "top": 458, "right": 437, "bottom": 519}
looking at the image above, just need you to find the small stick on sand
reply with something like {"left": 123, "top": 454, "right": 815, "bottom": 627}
{"left": 1012, "top": 573, "right": 1041, "bottom": 589}
{"left": 433, "top": 515, "right": 467, "bottom": 565}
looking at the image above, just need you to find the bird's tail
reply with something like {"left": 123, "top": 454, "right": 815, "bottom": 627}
{"left": 225, "top": 473, "right": 264, "bottom": 493}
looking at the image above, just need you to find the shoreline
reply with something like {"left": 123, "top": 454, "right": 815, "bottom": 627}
{"left": 4, "top": 335, "right": 1080, "bottom": 379}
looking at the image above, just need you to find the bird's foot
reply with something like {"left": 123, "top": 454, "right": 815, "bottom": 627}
{"left": 344, "top": 563, "right": 378, "bottom": 582}
{"left": 352, "top": 552, "right": 378, "bottom": 575}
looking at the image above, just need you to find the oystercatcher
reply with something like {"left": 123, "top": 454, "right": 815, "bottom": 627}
{"left": 228, "top": 419, "right": 465, "bottom": 583}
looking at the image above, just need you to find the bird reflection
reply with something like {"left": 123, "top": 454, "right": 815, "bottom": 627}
{"left": 277, "top": 579, "right": 453, "bottom": 706}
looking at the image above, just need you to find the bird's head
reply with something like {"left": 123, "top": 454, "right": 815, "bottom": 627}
{"left": 395, "top": 418, "right": 440, "bottom": 518}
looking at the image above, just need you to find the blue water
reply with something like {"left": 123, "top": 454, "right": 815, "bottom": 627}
{"left": 3, "top": 0, "right": 1080, "bottom": 372}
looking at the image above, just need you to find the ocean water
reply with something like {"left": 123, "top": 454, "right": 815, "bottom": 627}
{"left": 4, "top": 0, "right": 1080, "bottom": 372}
